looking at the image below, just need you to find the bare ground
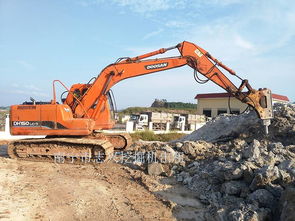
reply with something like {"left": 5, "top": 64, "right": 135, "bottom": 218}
{"left": 0, "top": 145, "right": 204, "bottom": 221}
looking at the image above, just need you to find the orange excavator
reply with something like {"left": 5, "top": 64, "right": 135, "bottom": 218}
{"left": 8, "top": 41, "right": 273, "bottom": 162}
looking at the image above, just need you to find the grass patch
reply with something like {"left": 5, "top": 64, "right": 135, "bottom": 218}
{"left": 130, "top": 131, "right": 185, "bottom": 142}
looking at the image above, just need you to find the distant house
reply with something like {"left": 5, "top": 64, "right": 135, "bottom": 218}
{"left": 195, "top": 92, "right": 289, "bottom": 118}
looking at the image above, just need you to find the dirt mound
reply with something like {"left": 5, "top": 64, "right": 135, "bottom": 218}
{"left": 178, "top": 103, "right": 295, "bottom": 144}
{"left": 0, "top": 152, "right": 176, "bottom": 220}
{"left": 178, "top": 111, "right": 259, "bottom": 142}
{"left": 128, "top": 103, "right": 295, "bottom": 220}
{"left": 171, "top": 139, "right": 295, "bottom": 220}
{"left": 167, "top": 103, "right": 295, "bottom": 220}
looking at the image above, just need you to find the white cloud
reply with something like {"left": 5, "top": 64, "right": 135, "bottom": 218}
{"left": 165, "top": 20, "right": 192, "bottom": 28}
{"left": 17, "top": 60, "right": 35, "bottom": 71}
{"left": 11, "top": 83, "right": 19, "bottom": 88}
{"left": 77, "top": 0, "right": 101, "bottom": 7}
{"left": 77, "top": 0, "right": 295, "bottom": 104}
{"left": 124, "top": 43, "right": 180, "bottom": 58}
{"left": 234, "top": 35, "right": 254, "bottom": 50}
{"left": 24, "top": 84, "right": 43, "bottom": 92}
{"left": 142, "top": 29, "right": 163, "bottom": 40}
{"left": 78, "top": 0, "right": 188, "bottom": 14}
{"left": 11, "top": 83, "right": 49, "bottom": 98}
{"left": 177, "top": 0, "right": 295, "bottom": 60}
{"left": 114, "top": 0, "right": 170, "bottom": 13}
{"left": 202, "top": 0, "right": 244, "bottom": 6}
{"left": 13, "top": 89, "right": 49, "bottom": 98}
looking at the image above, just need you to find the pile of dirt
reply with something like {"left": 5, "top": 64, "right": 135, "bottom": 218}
{"left": 174, "top": 103, "right": 295, "bottom": 220}
{"left": 0, "top": 154, "right": 178, "bottom": 220}
{"left": 130, "top": 103, "right": 295, "bottom": 220}
{"left": 178, "top": 103, "right": 295, "bottom": 144}
{"left": 173, "top": 139, "right": 295, "bottom": 220}
{"left": 177, "top": 111, "right": 259, "bottom": 143}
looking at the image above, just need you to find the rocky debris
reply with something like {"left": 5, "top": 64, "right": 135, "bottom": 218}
{"left": 174, "top": 104, "right": 295, "bottom": 220}
{"left": 127, "top": 140, "right": 178, "bottom": 164}
{"left": 177, "top": 111, "right": 260, "bottom": 142}
{"left": 242, "top": 139, "right": 261, "bottom": 160}
{"left": 147, "top": 162, "right": 165, "bottom": 176}
{"left": 278, "top": 187, "right": 295, "bottom": 221}
{"left": 177, "top": 103, "right": 295, "bottom": 145}
{"left": 249, "top": 165, "right": 280, "bottom": 191}
{"left": 130, "top": 103, "right": 295, "bottom": 220}
{"left": 170, "top": 138, "right": 295, "bottom": 220}
{"left": 247, "top": 189, "right": 275, "bottom": 209}
{"left": 222, "top": 181, "right": 247, "bottom": 195}
{"left": 132, "top": 138, "right": 295, "bottom": 220}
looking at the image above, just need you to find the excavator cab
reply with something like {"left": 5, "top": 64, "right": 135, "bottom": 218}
{"left": 61, "top": 83, "right": 117, "bottom": 130}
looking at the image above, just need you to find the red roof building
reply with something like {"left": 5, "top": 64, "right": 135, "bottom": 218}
{"left": 195, "top": 92, "right": 289, "bottom": 102}
{"left": 194, "top": 92, "right": 289, "bottom": 117}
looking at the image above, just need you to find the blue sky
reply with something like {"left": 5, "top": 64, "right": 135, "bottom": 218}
{"left": 0, "top": 0, "right": 294, "bottom": 108}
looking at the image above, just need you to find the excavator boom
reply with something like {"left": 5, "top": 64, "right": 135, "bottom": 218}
{"left": 66, "top": 41, "right": 273, "bottom": 125}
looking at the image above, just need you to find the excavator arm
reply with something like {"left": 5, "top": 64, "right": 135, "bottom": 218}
{"left": 65, "top": 41, "right": 273, "bottom": 132}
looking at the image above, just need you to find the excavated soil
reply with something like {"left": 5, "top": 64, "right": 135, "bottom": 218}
{"left": 0, "top": 144, "right": 206, "bottom": 221}
{"left": 127, "top": 103, "right": 295, "bottom": 220}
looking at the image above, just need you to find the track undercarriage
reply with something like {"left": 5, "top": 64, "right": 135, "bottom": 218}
{"left": 7, "top": 133, "right": 132, "bottom": 163}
